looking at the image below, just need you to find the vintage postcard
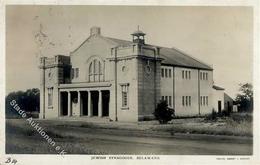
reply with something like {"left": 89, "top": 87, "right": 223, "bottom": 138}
{"left": 1, "top": 0, "right": 259, "bottom": 165}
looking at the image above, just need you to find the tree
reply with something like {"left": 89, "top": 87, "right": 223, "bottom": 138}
{"left": 5, "top": 88, "right": 40, "bottom": 118}
{"left": 153, "top": 100, "right": 175, "bottom": 124}
{"left": 235, "top": 83, "right": 253, "bottom": 112}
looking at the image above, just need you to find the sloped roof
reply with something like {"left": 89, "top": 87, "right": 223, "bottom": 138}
{"left": 159, "top": 47, "right": 212, "bottom": 70}
{"left": 106, "top": 37, "right": 213, "bottom": 70}
{"left": 106, "top": 37, "right": 133, "bottom": 46}
{"left": 213, "top": 85, "right": 225, "bottom": 90}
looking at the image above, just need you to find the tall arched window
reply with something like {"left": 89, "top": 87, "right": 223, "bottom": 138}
{"left": 89, "top": 59, "right": 103, "bottom": 82}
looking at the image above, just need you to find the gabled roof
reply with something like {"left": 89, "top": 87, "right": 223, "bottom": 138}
{"left": 159, "top": 46, "right": 212, "bottom": 70}
{"left": 105, "top": 37, "right": 133, "bottom": 46}
{"left": 213, "top": 85, "right": 225, "bottom": 90}
{"left": 78, "top": 35, "right": 213, "bottom": 70}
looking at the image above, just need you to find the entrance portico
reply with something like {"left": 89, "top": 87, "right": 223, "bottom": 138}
{"left": 59, "top": 83, "right": 110, "bottom": 118}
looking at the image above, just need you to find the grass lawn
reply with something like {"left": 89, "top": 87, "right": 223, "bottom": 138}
{"left": 5, "top": 112, "right": 252, "bottom": 154}
{"left": 53, "top": 113, "right": 253, "bottom": 137}
{"left": 144, "top": 112, "right": 252, "bottom": 137}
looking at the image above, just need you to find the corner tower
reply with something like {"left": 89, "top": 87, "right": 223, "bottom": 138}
{"left": 109, "top": 27, "right": 162, "bottom": 121}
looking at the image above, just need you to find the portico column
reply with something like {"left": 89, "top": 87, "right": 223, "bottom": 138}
{"left": 68, "top": 91, "right": 71, "bottom": 116}
{"left": 88, "top": 91, "right": 92, "bottom": 117}
{"left": 78, "top": 91, "right": 81, "bottom": 116}
{"left": 98, "top": 90, "right": 102, "bottom": 117}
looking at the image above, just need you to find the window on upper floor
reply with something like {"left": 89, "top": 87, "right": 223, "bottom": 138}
{"left": 200, "top": 71, "right": 208, "bottom": 80}
{"left": 89, "top": 59, "right": 103, "bottom": 82}
{"left": 75, "top": 68, "right": 79, "bottom": 78}
{"left": 161, "top": 68, "right": 164, "bottom": 78}
{"left": 182, "top": 70, "right": 191, "bottom": 80}
{"left": 71, "top": 68, "right": 75, "bottom": 79}
{"left": 161, "top": 68, "right": 172, "bottom": 78}
{"left": 71, "top": 68, "right": 79, "bottom": 79}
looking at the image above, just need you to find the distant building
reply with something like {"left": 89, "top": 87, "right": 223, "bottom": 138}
{"left": 212, "top": 85, "right": 233, "bottom": 113}
{"left": 39, "top": 26, "right": 215, "bottom": 122}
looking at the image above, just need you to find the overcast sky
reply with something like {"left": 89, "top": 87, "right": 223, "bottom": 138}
{"left": 6, "top": 6, "right": 253, "bottom": 98}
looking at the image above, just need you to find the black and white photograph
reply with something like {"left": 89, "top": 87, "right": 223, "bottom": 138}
{"left": 1, "top": 1, "right": 260, "bottom": 165}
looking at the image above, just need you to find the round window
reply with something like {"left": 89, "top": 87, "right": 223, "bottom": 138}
{"left": 145, "top": 65, "right": 152, "bottom": 75}
{"left": 122, "top": 66, "right": 128, "bottom": 73}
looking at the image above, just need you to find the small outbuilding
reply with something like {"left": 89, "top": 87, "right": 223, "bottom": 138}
{"left": 212, "top": 85, "right": 234, "bottom": 113}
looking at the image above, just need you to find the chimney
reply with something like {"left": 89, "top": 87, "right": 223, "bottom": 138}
{"left": 90, "top": 26, "right": 101, "bottom": 36}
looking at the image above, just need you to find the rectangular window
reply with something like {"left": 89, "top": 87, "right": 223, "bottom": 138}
{"left": 200, "top": 72, "right": 202, "bottom": 80}
{"left": 206, "top": 96, "right": 208, "bottom": 106}
{"left": 203, "top": 96, "right": 205, "bottom": 106}
{"left": 48, "top": 88, "right": 53, "bottom": 107}
{"left": 206, "top": 73, "right": 208, "bottom": 80}
{"left": 121, "top": 84, "right": 129, "bottom": 108}
{"left": 75, "top": 68, "right": 79, "bottom": 78}
{"left": 161, "top": 68, "right": 164, "bottom": 78}
{"left": 188, "top": 71, "right": 191, "bottom": 79}
{"left": 182, "top": 96, "right": 185, "bottom": 106}
{"left": 169, "top": 69, "right": 171, "bottom": 78}
{"left": 200, "top": 96, "right": 203, "bottom": 105}
{"left": 182, "top": 70, "right": 185, "bottom": 79}
{"left": 185, "top": 71, "right": 188, "bottom": 79}
{"left": 122, "top": 92, "right": 127, "bottom": 107}
{"left": 203, "top": 73, "right": 205, "bottom": 80}
{"left": 165, "top": 69, "right": 168, "bottom": 78}
{"left": 71, "top": 68, "right": 75, "bottom": 79}
{"left": 189, "top": 96, "right": 191, "bottom": 106}
{"left": 162, "top": 96, "right": 164, "bottom": 101}
{"left": 186, "top": 96, "right": 188, "bottom": 106}
{"left": 169, "top": 96, "right": 172, "bottom": 107}
{"left": 165, "top": 96, "right": 168, "bottom": 105}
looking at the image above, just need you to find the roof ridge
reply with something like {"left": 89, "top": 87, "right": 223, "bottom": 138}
{"left": 70, "top": 35, "right": 120, "bottom": 55}
{"left": 70, "top": 34, "right": 212, "bottom": 70}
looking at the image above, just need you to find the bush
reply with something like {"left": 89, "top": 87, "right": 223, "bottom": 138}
{"left": 205, "top": 109, "right": 218, "bottom": 121}
{"left": 230, "top": 113, "right": 253, "bottom": 123}
{"left": 153, "top": 101, "right": 175, "bottom": 124}
{"left": 218, "top": 110, "right": 231, "bottom": 117}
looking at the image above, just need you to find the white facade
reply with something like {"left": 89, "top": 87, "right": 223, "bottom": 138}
{"left": 39, "top": 27, "right": 214, "bottom": 122}
{"left": 161, "top": 66, "right": 213, "bottom": 116}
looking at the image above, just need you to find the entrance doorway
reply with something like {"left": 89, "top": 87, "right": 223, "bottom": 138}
{"left": 218, "top": 101, "right": 222, "bottom": 113}
{"left": 227, "top": 101, "right": 232, "bottom": 112}
{"left": 102, "top": 90, "right": 110, "bottom": 116}
{"left": 91, "top": 91, "right": 99, "bottom": 116}
{"left": 81, "top": 91, "right": 88, "bottom": 116}
{"left": 60, "top": 92, "right": 68, "bottom": 116}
